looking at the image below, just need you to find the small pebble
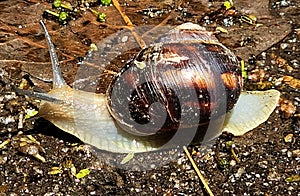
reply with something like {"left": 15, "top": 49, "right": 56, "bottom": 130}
{"left": 280, "top": 43, "right": 288, "bottom": 49}
{"left": 284, "top": 133, "right": 293, "bottom": 143}
{"left": 121, "top": 36, "right": 128, "bottom": 43}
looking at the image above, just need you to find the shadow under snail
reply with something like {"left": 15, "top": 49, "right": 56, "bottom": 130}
{"left": 16, "top": 21, "right": 280, "bottom": 153}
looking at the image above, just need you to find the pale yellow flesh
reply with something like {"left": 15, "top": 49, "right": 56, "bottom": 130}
{"left": 40, "top": 88, "right": 280, "bottom": 153}
{"left": 222, "top": 89, "right": 280, "bottom": 136}
{"left": 40, "top": 88, "right": 157, "bottom": 153}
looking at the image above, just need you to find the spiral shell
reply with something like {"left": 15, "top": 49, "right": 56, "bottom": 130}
{"left": 107, "top": 23, "right": 243, "bottom": 140}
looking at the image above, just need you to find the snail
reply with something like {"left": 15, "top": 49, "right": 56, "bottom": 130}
{"left": 16, "top": 21, "right": 280, "bottom": 153}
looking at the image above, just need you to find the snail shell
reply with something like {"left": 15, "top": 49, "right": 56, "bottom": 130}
{"left": 16, "top": 21, "right": 280, "bottom": 153}
{"left": 107, "top": 23, "right": 242, "bottom": 137}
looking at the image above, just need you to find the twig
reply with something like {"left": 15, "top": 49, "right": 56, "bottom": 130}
{"left": 183, "top": 146, "right": 214, "bottom": 196}
{"left": 112, "top": 0, "right": 146, "bottom": 49}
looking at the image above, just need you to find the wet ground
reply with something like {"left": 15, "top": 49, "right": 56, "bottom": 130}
{"left": 0, "top": 0, "right": 299, "bottom": 195}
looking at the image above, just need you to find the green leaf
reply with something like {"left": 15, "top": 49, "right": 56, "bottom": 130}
{"left": 25, "top": 109, "right": 38, "bottom": 119}
{"left": 223, "top": 0, "right": 233, "bottom": 10}
{"left": 101, "top": 0, "right": 112, "bottom": 6}
{"left": 76, "top": 168, "right": 91, "bottom": 179}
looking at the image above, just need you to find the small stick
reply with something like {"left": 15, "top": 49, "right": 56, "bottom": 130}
{"left": 111, "top": 0, "right": 134, "bottom": 27}
{"left": 84, "top": 62, "right": 118, "bottom": 75}
{"left": 183, "top": 146, "right": 214, "bottom": 196}
{"left": 112, "top": 0, "right": 146, "bottom": 49}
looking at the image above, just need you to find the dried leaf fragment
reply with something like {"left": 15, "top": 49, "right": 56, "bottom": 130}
{"left": 270, "top": 53, "right": 294, "bottom": 71}
{"left": 12, "top": 135, "right": 46, "bottom": 162}
{"left": 0, "top": 139, "right": 11, "bottom": 149}
{"left": 282, "top": 76, "right": 300, "bottom": 89}
{"left": 121, "top": 152, "right": 135, "bottom": 164}
{"left": 285, "top": 174, "right": 300, "bottom": 183}
{"left": 284, "top": 133, "right": 293, "bottom": 143}
{"left": 279, "top": 98, "right": 296, "bottom": 118}
{"left": 49, "top": 167, "right": 63, "bottom": 175}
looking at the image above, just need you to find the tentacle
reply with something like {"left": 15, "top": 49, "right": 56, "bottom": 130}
{"left": 13, "top": 86, "right": 64, "bottom": 104}
{"left": 40, "top": 20, "right": 67, "bottom": 89}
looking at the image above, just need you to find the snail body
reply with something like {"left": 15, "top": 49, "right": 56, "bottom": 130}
{"left": 17, "top": 21, "right": 280, "bottom": 153}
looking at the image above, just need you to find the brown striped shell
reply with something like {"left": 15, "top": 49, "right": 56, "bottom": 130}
{"left": 107, "top": 23, "right": 243, "bottom": 140}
